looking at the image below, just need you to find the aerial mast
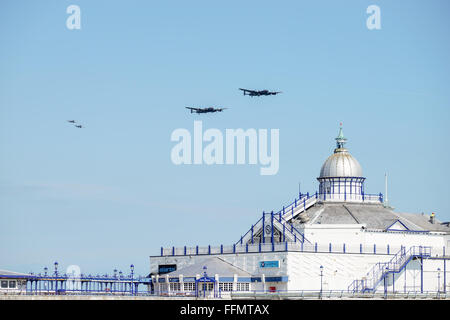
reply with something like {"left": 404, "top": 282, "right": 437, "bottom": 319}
{"left": 383, "top": 173, "right": 394, "bottom": 209}
{"left": 385, "top": 173, "right": 388, "bottom": 205}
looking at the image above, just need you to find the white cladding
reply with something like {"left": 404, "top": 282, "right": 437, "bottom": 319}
{"left": 300, "top": 224, "right": 448, "bottom": 251}
{"left": 151, "top": 249, "right": 449, "bottom": 292}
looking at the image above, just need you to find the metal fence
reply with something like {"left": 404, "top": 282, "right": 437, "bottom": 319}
{"left": 161, "top": 241, "right": 447, "bottom": 257}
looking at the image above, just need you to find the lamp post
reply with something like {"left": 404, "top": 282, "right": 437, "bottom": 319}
{"left": 54, "top": 262, "right": 58, "bottom": 294}
{"left": 384, "top": 266, "right": 389, "bottom": 298}
{"left": 43, "top": 267, "right": 48, "bottom": 293}
{"left": 437, "top": 268, "right": 441, "bottom": 293}
{"left": 130, "top": 264, "right": 135, "bottom": 295}
{"left": 319, "top": 265, "right": 323, "bottom": 299}
{"left": 113, "top": 269, "right": 117, "bottom": 293}
{"left": 29, "top": 272, "right": 34, "bottom": 294}
{"left": 119, "top": 271, "right": 123, "bottom": 293}
{"left": 203, "top": 266, "right": 207, "bottom": 298}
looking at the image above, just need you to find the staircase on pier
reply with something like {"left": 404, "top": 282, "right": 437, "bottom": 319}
{"left": 348, "top": 246, "right": 432, "bottom": 293}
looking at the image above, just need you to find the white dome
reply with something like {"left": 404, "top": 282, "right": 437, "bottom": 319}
{"left": 319, "top": 149, "right": 363, "bottom": 178}
{"left": 319, "top": 126, "right": 363, "bottom": 178}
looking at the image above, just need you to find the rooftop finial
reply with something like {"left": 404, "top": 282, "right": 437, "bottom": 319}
{"left": 335, "top": 122, "right": 347, "bottom": 150}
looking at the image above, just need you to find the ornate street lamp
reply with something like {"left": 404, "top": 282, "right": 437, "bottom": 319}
{"left": 130, "top": 264, "right": 135, "bottom": 295}
{"left": 54, "top": 262, "right": 59, "bottom": 294}
{"left": 43, "top": 267, "right": 48, "bottom": 292}
{"left": 113, "top": 269, "right": 117, "bottom": 292}
{"left": 319, "top": 265, "right": 324, "bottom": 299}
{"left": 119, "top": 271, "right": 123, "bottom": 293}
{"left": 203, "top": 266, "right": 208, "bottom": 298}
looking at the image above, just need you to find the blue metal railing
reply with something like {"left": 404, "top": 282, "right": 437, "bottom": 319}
{"left": 236, "top": 193, "right": 315, "bottom": 246}
{"left": 273, "top": 191, "right": 383, "bottom": 221}
{"left": 236, "top": 211, "right": 310, "bottom": 246}
{"left": 237, "top": 215, "right": 264, "bottom": 246}
{"left": 161, "top": 242, "right": 415, "bottom": 257}
{"left": 23, "top": 272, "right": 149, "bottom": 296}
{"left": 348, "top": 246, "right": 431, "bottom": 293}
{"left": 317, "top": 192, "right": 383, "bottom": 202}
{"left": 235, "top": 190, "right": 383, "bottom": 248}
{"left": 274, "top": 193, "right": 316, "bottom": 219}
{"left": 277, "top": 193, "right": 311, "bottom": 213}
{"left": 277, "top": 214, "right": 311, "bottom": 244}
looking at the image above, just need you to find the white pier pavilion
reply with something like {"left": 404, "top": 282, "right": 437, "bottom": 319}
{"left": 150, "top": 127, "right": 450, "bottom": 298}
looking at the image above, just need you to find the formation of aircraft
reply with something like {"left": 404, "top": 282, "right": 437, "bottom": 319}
{"left": 186, "top": 87, "right": 282, "bottom": 114}
{"left": 66, "top": 120, "right": 84, "bottom": 128}
{"left": 67, "top": 87, "right": 282, "bottom": 120}
{"left": 65, "top": 87, "right": 280, "bottom": 125}
{"left": 239, "top": 88, "right": 282, "bottom": 96}
{"left": 186, "top": 107, "right": 227, "bottom": 114}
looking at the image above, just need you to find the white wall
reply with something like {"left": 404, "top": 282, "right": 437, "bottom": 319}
{"left": 150, "top": 252, "right": 290, "bottom": 292}
{"left": 151, "top": 249, "right": 449, "bottom": 293}
{"left": 151, "top": 227, "right": 449, "bottom": 293}
{"left": 375, "top": 258, "right": 449, "bottom": 293}
{"left": 286, "top": 251, "right": 392, "bottom": 291}
{"left": 151, "top": 252, "right": 289, "bottom": 277}
{"left": 0, "top": 279, "right": 27, "bottom": 294}
{"left": 302, "top": 224, "right": 446, "bottom": 255}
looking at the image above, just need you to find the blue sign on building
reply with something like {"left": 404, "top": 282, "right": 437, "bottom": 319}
{"left": 259, "top": 261, "right": 279, "bottom": 268}
{"left": 158, "top": 264, "right": 176, "bottom": 274}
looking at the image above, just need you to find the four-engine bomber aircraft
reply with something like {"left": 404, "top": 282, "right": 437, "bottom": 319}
{"left": 66, "top": 120, "right": 83, "bottom": 128}
{"left": 185, "top": 87, "right": 281, "bottom": 115}
{"left": 239, "top": 88, "right": 282, "bottom": 96}
{"left": 186, "top": 107, "right": 228, "bottom": 114}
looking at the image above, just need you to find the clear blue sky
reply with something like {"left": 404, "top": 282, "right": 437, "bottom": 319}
{"left": 1, "top": 0, "right": 449, "bottom": 277}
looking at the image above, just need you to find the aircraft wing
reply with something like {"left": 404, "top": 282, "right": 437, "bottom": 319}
{"left": 185, "top": 107, "right": 199, "bottom": 111}
{"left": 239, "top": 88, "right": 256, "bottom": 94}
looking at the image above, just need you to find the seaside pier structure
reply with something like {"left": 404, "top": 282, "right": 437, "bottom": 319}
{"left": 150, "top": 127, "right": 450, "bottom": 298}
{"left": 0, "top": 265, "right": 152, "bottom": 296}
{"left": 1, "top": 127, "right": 449, "bottom": 299}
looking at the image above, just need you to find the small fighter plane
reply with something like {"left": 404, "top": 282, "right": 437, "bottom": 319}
{"left": 186, "top": 107, "right": 227, "bottom": 114}
{"left": 75, "top": 125, "right": 83, "bottom": 128}
{"left": 239, "top": 88, "right": 282, "bottom": 96}
{"left": 67, "top": 120, "right": 76, "bottom": 123}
